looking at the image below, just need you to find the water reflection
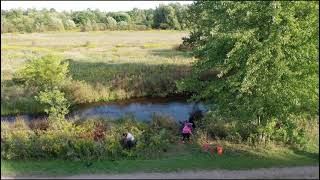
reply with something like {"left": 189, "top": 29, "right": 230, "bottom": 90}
{"left": 1, "top": 97, "right": 207, "bottom": 122}
{"left": 71, "top": 100, "right": 206, "bottom": 122}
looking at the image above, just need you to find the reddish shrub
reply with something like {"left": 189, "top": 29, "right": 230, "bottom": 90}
{"left": 93, "top": 121, "right": 107, "bottom": 141}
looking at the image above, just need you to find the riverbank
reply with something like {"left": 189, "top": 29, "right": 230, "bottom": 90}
{"left": 1, "top": 143, "right": 319, "bottom": 177}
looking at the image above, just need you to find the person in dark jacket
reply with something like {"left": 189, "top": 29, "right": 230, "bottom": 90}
{"left": 188, "top": 104, "right": 203, "bottom": 129}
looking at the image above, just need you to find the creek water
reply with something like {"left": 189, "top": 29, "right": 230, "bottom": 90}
{"left": 1, "top": 97, "right": 207, "bottom": 122}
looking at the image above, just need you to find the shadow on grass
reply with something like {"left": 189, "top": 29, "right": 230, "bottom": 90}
{"left": 289, "top": 147, "right": 319, "bottom": 160}
{"left": 67, "top": 59, "right": 190, "bottom": 84}
{"left": 66, "top": 59, "right": 191, "bottom": 98}
{"left": 150, "top": 49, "right": 193, "bottom": 59}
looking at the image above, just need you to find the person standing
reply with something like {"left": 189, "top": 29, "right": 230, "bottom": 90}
{"left": 182, "top": 122, "right": 192, "bottom": 143}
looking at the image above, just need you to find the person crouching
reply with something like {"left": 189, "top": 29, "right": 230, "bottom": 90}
{"left": 122, "top": 132, "right": 135, "bottom": 149}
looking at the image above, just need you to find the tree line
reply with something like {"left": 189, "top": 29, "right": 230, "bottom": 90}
{"left": 1, "top": 2, "right": 189, "bottom": 33}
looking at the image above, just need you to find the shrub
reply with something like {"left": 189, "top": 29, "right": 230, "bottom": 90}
{"left": 61, "top": 80, "right": 100, "bottom": 104}
{"left": 64, "top": 19, "right": 76, "bottom": 30}
{"left": 1, "top": 119, "right": 34, "bottom": 160}
{"left": 1, "top": 116, "right": 181, "bottom": 160}
{"left": 77, "top": 118, "right": 110, "bottom": 141}
{"left": 35, "top": 88, "right": 70, "bottom": 129}
{"left": 194, "top": 129, "right": 210, "bottom": 145}
{"left": 117, "top": 21, "right": 128, "bottom": 30}
{"left": 11, "top": 116, "right": 30, "bottom": 130}
{"left": 4, "top": 130, "right": 33, "bottom": 160}
{"left": 105, "top": 16, "right": 117, "bottom": 30}
{"left": 272, "top": 115, "right": 313, "bottom": 149}
{"left": 17, "top": 54, "right": 70, "bottom": 90}
{"left": 80, "top": 20, "right": 93, "bottom": 32}
{"left": 135, "top": 128, "right": 171, "bottom": 159}
{"left": 29, "top": 118, "right": 49, "bottom": 131}
{"left": 93, "top": 121, "right": 108, "bottom": 141}
{"left": 1, "top": 121, "right": 10, "bottom": 141}
{"left": 200, "top": 113, "right": 234, "bottom": 140}
{"left": 149, "top": 114, "right": 179, "bottom": 143}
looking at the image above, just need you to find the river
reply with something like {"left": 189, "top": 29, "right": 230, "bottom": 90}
{"left": 1, "top": 97, "right": 207, "bottom": 122}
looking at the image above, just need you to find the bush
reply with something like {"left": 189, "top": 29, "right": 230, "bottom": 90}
{"left": 117, "top": 21, "right": 128, "bottom": 30}
{"left": 17, "top": 54, "right": 70, "bottom": 90}
{"left": 199, "top": 111, "right": 316, "bottom": 149}
{"left": 77, "top": 118, "right": 110, "bottom": 141}
{"left": 105, "top": 16, "right": 117, "bottom": 30}
{"left": 1, "top": 116, "right": 181, "bottom": 160}
{"left": 4, "top": 130, "right": 34, "bottom": 160}
{"left": 35, "top": 88, "right": 70, "bottom": 128}
{"left": 1, "top": 121, "right": 10, "bottom": 141}
{"left": 29, "top": 118, "right": 49, "bottom": 131}
{"left": 200, "top": 113, "right": 234, "bottom": 140}
{"left": 134, "top": 127, "right": 171, "bottom": 159}
{"left": 149, "top": 114, "right": 179, "bottom": 143}
{"left": 93, "top": 121, "right": 108, "bottom": 141}
{"left": 11, "top": 116, "right": 30, "bottom": 130}
{"left": 1, "top": 119, "right": 33, "bottom": 160}
{"left": 14, "top": 55, "right": 72, "bottom": 128}
{"left": 272, "top": 115, "right": 314, "bottom": 149}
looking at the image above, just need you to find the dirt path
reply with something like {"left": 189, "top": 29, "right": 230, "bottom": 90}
{"left": 2, "top": 166, "right": 319, "bottom": 179}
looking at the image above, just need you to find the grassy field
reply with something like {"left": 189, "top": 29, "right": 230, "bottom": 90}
{"left": 1, "top": 30, "right": 194, "bottom": 115}
{"left": 1, "top": 142, "right": 318, "bottom": 177}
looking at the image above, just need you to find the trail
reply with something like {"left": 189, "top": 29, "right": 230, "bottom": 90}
{"left": 2, "top": 166, "right": 318, "bottom": 179}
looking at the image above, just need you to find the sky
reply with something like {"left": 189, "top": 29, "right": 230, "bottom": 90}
{"left": 1, "top": 1, "right": 194, "bottom": 12}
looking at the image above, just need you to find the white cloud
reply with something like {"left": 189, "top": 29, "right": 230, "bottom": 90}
{"left": 1, "top": 1, "right": 194, "bottom": 12}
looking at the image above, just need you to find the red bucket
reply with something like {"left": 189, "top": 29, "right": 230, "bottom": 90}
{"left": 217, "top": 145, "right": 223, "bottom": 155}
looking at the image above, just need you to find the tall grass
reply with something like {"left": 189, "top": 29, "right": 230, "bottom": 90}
{"left": 1, "top": 31, "right": 194, "bottom": 115}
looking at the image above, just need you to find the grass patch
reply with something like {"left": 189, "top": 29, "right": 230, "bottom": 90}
{"left": 1, "top": 144, "right": 318, "bottom": 177}
{"left": 115, "top": 43, "right": 135, "bottom": 48}
{"left": 151, "top": 49, "right": 193, "bottom": 58}
{"left": 1, "top": 45, "right": 52, "bottom": 53}
{"left": 142, "top": 42, "right": 171, "bottom": 49}
{"left": 82, "top": 41, "right": 96, "bottom": 48}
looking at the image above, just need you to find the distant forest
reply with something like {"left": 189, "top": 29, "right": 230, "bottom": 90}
{"left": 1, "top": 3, "right": 190, "bottom": 33}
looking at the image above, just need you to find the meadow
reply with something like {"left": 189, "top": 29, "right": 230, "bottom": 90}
{"left": 1, "top": 30, "right": 194, "bottom": 115}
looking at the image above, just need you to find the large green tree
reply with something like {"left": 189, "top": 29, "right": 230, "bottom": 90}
{"left": 179, "top": 1, "right": 319, "bottom": 132}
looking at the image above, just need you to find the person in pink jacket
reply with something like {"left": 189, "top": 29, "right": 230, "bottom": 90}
{"left": 182, "top": 122, "right": 192, "bottom": 143}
